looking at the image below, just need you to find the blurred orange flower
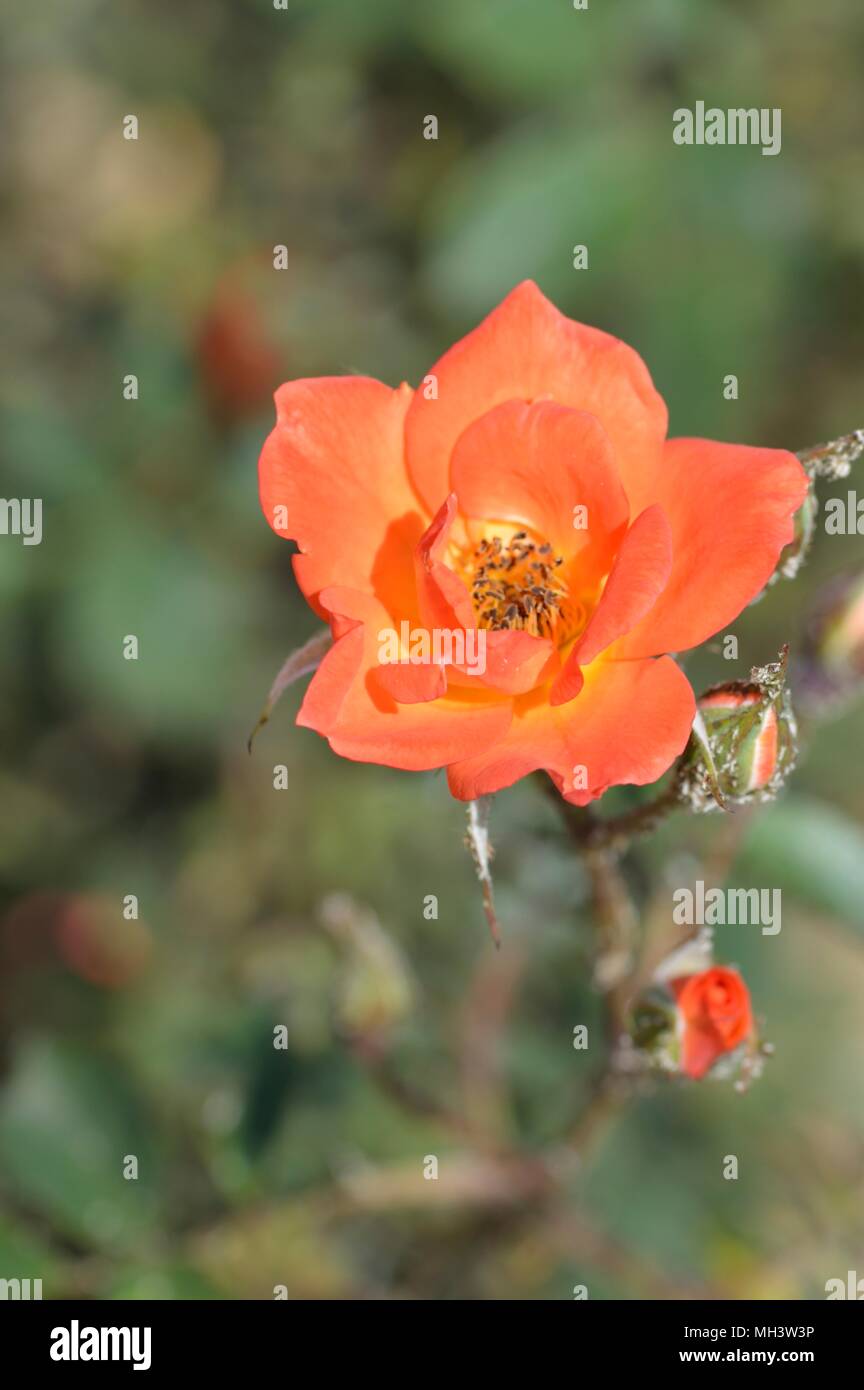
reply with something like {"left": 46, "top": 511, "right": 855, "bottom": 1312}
{"left": 672, "top": 966, "right": 754, "bottom": 1079}
{"left": 198, "top": 282, "right": 281, "bottom": 424}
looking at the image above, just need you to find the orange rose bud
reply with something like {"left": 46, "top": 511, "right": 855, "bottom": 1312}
{"left": 671, "top": 967, "right": 754, "bottom": 1080}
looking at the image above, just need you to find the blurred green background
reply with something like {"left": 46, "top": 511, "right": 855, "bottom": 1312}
{"left": 1, "top": 0, "right": 864, "bottom": 1300}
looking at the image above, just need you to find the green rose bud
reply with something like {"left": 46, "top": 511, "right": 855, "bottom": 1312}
{"left": 677, "top": 650, "right": 797, "bottom": 812}
{"left": 798, "top": 569, "right": 864, "bottom": 718}
{"left": 810, "top": 569, "right": 864, "bottom": 680}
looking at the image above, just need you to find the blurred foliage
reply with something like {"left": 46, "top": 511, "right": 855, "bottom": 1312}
{"left": 1, "top": 0, "right": 864, "bottom": 1300}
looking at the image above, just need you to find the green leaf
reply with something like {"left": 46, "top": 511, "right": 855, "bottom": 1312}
{"left": 733, "top": 795, "right": 864, "bottom": 934}
{"left": 0, "top": 1040, "right": 161, "bottom": 1251}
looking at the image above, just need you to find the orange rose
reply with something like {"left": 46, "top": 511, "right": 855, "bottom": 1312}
{"left": 671, "top": 967, "right": 754, "bottom": 1079}
{"left": 258, "top": 282, "right": 807, "bottom": 803}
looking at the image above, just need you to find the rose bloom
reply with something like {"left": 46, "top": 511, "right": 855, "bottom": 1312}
{"left": 258, "top": 282, "right": 807, "bottom": 803}
{"left": 671, "top": 967, "right": 754, "bottom": 1079}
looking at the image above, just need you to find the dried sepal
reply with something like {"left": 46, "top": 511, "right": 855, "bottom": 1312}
{"left": 464, "top": 796, "right": 501, "bottom": 947}
{"left": 248, "top": 627, "right": 332, "bottom": 751}
{"left": 768, "top": 430, "right": 864, "bottom": 591}
{"left": 797, "top": 428, "right": 864, "bottom": 482}
{"left": 769, "top": 489, "right": 818, "bottom": 585}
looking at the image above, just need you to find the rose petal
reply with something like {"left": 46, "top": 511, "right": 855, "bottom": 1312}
{"left": 406, "top": 280, "right": 667, "bottom": 516}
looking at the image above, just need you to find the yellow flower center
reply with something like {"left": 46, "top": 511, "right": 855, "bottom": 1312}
{"left": 469, "top": 531, "right": 570, "bottom": 639}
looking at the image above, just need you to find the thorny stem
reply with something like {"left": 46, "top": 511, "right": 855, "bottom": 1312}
{"left": 556, "top": 777, "right": 684, "bottom": 852}
{"left": 540, "top": 780, "right": 642, "bottom": 1050}
{"left": 538, "top": 777, "right": 657, "bottom": 1164}
{"left": 581, "top": 846, "right": 637, "bottom": 1035}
